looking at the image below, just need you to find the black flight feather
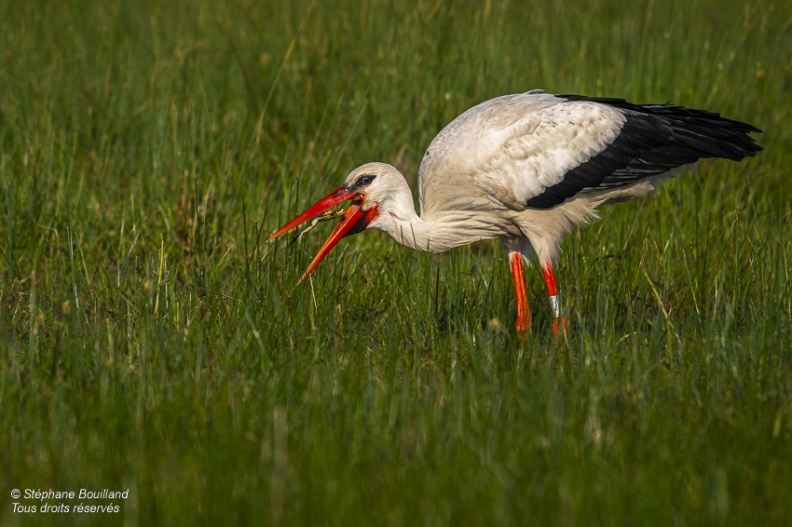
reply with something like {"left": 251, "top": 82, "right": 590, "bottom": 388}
{"left": 524, "top": 94, "right": 763, "bottom": 209}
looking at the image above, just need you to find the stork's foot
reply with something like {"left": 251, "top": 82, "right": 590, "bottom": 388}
{"left": 513, "top": 296, "right": 533, "bottom": 336}
{"left": 514, "top": 315, "right": 532, "bottom": 341}
{"left": 551, "top": 315, "right": 569, "bottom": 338}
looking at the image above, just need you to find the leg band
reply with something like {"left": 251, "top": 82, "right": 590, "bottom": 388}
{"left": 548, "top": 294, "right": 563, "bottom": 318}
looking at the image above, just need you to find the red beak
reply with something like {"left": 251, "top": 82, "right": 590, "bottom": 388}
{"left": 267, "top": 186, "right": 356, "bottom": 242}
{"left": 268, "top": 186, "right": 371, "bottom": 283}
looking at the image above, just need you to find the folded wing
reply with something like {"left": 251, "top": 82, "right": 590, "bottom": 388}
{"left": 418, "top": 92, "right": 763, "bottom": 214}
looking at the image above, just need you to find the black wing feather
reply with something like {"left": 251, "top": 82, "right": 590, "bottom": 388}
{"left": 524, "top": 94, "right": 763, "bottom": 209}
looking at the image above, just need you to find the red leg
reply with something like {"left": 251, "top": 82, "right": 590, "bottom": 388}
{"left": 542, "top": 262, "right": 568, "bottom": 337}
{"left": 510, "top": 252, "right": 532, "bottom": 336}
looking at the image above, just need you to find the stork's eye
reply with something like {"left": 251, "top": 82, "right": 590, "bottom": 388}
{"left": 357, "top": 175, "right": 376, "bottom": 186}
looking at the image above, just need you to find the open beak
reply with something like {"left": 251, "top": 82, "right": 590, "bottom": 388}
{"left": 268, "top": 186, "right": 371, "bottom": 283}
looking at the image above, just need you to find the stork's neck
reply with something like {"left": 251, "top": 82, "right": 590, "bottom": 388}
{"left": 368, "top": 176, "right": 511, "bottom": 253}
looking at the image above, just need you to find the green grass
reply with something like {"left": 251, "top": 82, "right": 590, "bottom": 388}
{"left": 1, "top": 0, "right": 791, "bottom": 525}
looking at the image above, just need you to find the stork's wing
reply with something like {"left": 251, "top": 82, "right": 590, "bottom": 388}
{"left": 418, "top": 92, "right": 762, "bottom": 213}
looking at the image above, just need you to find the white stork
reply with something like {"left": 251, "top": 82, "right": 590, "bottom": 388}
{"left": 268, "top": 90, "right": 762, "bottom": 336}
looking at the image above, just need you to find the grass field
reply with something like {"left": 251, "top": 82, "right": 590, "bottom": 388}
{"left": 1, "top": 0, "right": 790, "bottom": 524}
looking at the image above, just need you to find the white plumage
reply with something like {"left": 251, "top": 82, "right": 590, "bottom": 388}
{"left": 421, "top": 92, "right": 624, "bottom": 212}
{"left": 269, "top": 90, "right": 762, "bottom": 336}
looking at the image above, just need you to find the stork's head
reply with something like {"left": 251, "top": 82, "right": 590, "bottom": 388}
{"left": 268, "top": 162, "right": 409, "bottom": 282}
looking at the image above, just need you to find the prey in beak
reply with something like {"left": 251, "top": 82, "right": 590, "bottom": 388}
{"left": 268, "top": 178, "right": 377, "bottom": 283}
